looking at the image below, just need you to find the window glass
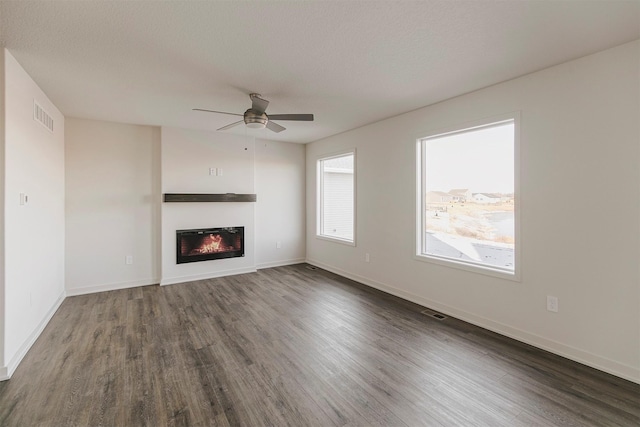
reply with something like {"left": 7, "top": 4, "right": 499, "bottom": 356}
{"left": 419, "top": 119, "right": 516, "bottom": 274}
{"left": 317, "top": 152, "right": 355, "bottom": 243}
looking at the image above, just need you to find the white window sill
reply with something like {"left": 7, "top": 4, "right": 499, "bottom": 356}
{"left": 414, "top": 253, "right": 520, "bottom": 282}
{"left": 316, "top": 234, "right": 356, "bottom": 247}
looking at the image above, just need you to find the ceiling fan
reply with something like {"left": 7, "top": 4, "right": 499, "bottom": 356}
{"left": 193, "top": 93, "right": 314, "bottom": 133}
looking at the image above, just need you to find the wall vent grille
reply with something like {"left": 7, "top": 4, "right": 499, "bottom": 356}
{"left": 33, "top": 101, "right": 54, "bottom": 133}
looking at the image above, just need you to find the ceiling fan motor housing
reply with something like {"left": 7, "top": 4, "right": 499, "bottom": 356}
{"left": 244, "top": 109, "right": 268, "bottom": 129}
{"left": 194, "top": 93, "right": 312, "bottom": 133}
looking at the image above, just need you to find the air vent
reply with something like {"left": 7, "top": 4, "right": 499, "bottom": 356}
{"left": 33, "top": 101, "right": 54, "bottom": 133}
{"left": 420, "top": 308, "right": 448, "bottom": 320}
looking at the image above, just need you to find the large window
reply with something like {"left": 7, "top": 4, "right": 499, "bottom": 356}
{"left": 317, "top": 150, "right": 355, "bottom": 244}
{"left": 417, "top": 116, "right": 518, "bottom": 277}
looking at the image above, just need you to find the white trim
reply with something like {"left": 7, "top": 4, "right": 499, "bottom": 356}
{"left": 513, "top": 112, "right": 522, "bottom": 281}
{"left": 256, "top": 258, "right": 306, "bottom": 270}
{"left": 160, "top": 266, "right": 257, "bottom": 286}
{"left": 415, "top": 112, "right": 521, "bottom": 281}
{"left": 1, "top": 290, "right": 66, "bottom": 381}
{"left": 315, "top": 148, "right": 357, "bottom": 162}
{"left": 414, "top": 112, "right": 519, "bottom": 143}
{"left": 413, "top": 253, "right": 518, "bottom": 281}
{"left": 420, "top": 117, "right": 515, "bottom": 142}
{"left": 316, "top": 148, "right": 357, "bottom": 246}
{"left": 65, "top": 278, "right": 159, "bottom": 297}
{"left": 315, "top": 234, "right": 356, "bottom": 246}
{"left": 305, "top": 258, "right": 640, "bottom": 385}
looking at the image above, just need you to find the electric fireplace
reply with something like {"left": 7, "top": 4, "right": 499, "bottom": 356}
{"left": 176, "top": 227, "right": 244, "bottom": 264}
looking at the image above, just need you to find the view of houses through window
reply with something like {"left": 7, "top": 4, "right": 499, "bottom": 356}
{"left": 419, "top": 119, "right": 516, "bottom": 273}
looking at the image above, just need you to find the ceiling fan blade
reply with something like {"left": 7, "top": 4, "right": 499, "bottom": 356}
{"left": 217, "top": 120, "right": 244, "bottom": 131}
{"left": 250, "top": 94, "right": 269, "bottom": 114}
{"left": 267, "top": 114, "right": 314, "bottom": 121}
{"left": 193, "top": 108, "right": 243, "bottom": 117}
{"left": 266, "top": 121, "right": 286, "bottom": 133}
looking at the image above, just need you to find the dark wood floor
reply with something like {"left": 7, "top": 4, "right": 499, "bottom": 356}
{"left": 0, "top": 264, "right": 638, "bottom": 426}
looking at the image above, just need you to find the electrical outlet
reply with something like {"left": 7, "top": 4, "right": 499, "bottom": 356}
{"left": 209, "top": 168, "right": 216, "bottom": 176}
{"left": 125, "top": 255, "right": 133, "bottom": 265}
{"left": 547, "top": 295, "right": 559, "bottom": 312}
{"left": 217, "top": 168, "right": 223, "bottom": 176}
{"left": 276, "top": 241, "right": 282, "bottom": 249}
{"left": 365, "top": 253, "right": 370, "bottom": 262}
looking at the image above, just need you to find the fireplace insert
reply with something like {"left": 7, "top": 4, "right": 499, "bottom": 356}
{"left": 176, "top": 227, "right": 244, "bottom": 264}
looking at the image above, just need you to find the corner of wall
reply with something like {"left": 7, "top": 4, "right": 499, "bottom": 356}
{"left": 3, "top": 290, "right": 65, "bottom": 380}
{"left": 2, "top": 48, "right": 65, "bottom": 379}
{"left": 152, "top": 126, "right": 162, "bottom": 284}
{"left": 0, "top": 48, "right": 7, "bottom": 370}
{"left": 64, "top": 119, "right": 161, "bottom": 293}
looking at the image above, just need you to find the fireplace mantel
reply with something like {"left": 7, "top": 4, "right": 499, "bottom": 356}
{"left": 163, "top": 193, "right": 257, "bottom": 203}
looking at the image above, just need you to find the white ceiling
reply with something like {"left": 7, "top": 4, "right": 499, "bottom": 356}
{"left": 1, "top": 1, "right": 638, "bottom": 143}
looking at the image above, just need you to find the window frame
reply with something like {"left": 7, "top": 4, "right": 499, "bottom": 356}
{"left": 414, "top": 113, "right": 521, "bottom": 281}
{"left": 316, "top": 149, "right": 357, "bottom": 246}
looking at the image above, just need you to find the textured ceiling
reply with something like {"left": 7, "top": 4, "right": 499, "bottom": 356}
{"left": 1, "top": 1, "right": 638, "bottom": 143}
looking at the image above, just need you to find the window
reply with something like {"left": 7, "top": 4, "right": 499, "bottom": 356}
{"left": 416, "top": 115, "right": 518, "bottom": 277}
{"left": 317, "top": 150, "right": 355, "bottom": 244}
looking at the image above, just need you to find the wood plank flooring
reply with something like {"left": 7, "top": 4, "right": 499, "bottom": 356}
{"left": 0, "top": 264, "right": 638, "bottom": 426}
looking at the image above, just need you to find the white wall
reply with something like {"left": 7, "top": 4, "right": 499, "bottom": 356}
{"left": 0, "top": 48, "right": 6, "bottom": 371}
{"left": 64, "top": 123, "right": 306, "bottom": 291}
{"left": 65, "top": 118, "right": 160, "bottom": 295}
{"left": 255, "top": 139, "right": 306, "bottom": 268}
{"left": 161, "top": 128, "right": 256, "bottom": 284}
{"left": 2, "top": 49, "right": 65, "bottom": 378}
{"left": 306, "top": 41, "right": 640, "bottom": 383}
{"left": 161, "top": 129, "right": 307, "bottom": 285}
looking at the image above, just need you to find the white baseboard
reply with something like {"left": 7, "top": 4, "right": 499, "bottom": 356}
{"left": 160, "top": 267, "right": 258, "bottom": 286}
{"left": 306, "top": 258, "right": 640, "bottom": 385}
{"left": 66, "top": 278, "right": 158, "bottom": 297}
{"left": 0, "top": 290, "right": 66, "bottom": 381}
{"left": 256, "top": 258, "right": 305, "bottom": 270}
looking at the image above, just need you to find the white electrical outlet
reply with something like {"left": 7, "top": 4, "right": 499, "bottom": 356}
{"left": 276, "top": 241, "right": 282, "bottom": 249}
{"left": 217, "top": 168, "right": 223, "bottom": 176}
{"left": 209, "top": 168, "right": 216, "bottom": 176}
{"left": 125, "top": 255, "right": 133, "bottom": 265}
{"left": 365, "top": 253, "right": 370, "bottom": 262}
{"left": 547, "top": 295, "right": 559, "bottom": 312}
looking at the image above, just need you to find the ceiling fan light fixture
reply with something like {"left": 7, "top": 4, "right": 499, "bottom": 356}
{"left": 246, "top": 120, "right": 266, "bottom": 129}
{"left": 244, "top": 110, "right": 268, "bottom": 129}
{"left": 196, "top": 94, "right": 314, "bottom": 133}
